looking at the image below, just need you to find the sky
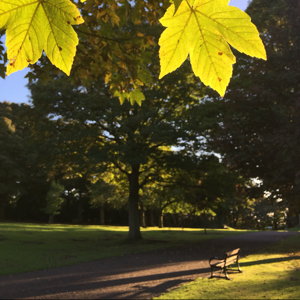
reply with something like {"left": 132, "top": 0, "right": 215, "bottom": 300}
{"left": 0, "top": 0, "right": 250, "bottom": 105}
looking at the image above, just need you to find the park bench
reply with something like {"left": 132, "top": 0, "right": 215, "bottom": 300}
{"left": 209, "top": 248, "right": 242, "bottom": 280}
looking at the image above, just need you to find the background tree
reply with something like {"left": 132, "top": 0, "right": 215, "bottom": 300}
{"left": 4, "top": 102, "right": 53, "bottom": 222}
{"left": 0, "top": 103, "right": 24, "bottom": 219}
{"left": 43, "top": 181, "right": 65, "bottom": 224}
{"left": 174, "top": 155, "right": 242, "bottom": 232}
{"left": 89, "top": 170, "right": 128, "bottom": 225}
{"left": 208, "top": 0, "right": 300, "bottom": 218}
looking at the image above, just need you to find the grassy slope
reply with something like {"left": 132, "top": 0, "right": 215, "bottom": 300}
{"left": 155, "top": 229, "right": 300, "bottom": 299}
{"left": 0, "top": 222, "right": 251, "bottom": 275}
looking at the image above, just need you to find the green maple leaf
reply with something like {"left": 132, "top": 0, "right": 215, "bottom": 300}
{"left": 114, "top": 88, "right": 145, "bottom": 106}
{"left": 129, "top": 89, "right": 145, "bottom": 106}
{"left": 0, "top": 0, "right": 84, "bottom": 76}
{"left": 159, "top": 0, "right": 267, "bottom": 96}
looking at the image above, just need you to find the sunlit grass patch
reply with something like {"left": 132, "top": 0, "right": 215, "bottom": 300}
{"left": 155, "top": 229, "right": 300, "bottom": 300}
{"left": 0, "top": 222, "right": 252, "bottom": 275}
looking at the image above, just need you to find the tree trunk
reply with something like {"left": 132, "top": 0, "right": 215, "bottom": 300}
{"left": 273, "top": 218, "right": 278, "bottom": 230}
{"left": 100, "top": 204, "right": 105, "bottom": 225}
{"left": 127, "top": 164, "right": 142, "bottom": 240}
{"left": 159, "top": 210, "right": 164, "bottom": 228}
{"left": 77, "top": 193, "right": 83, "bottom": 224}
{"left": 140, "top": 202, "right": 146, "bottom": 228}
{"left": 49, "top": 214, "right": 54, "bottom": 224}
{"left": 204, "top": 211, "right": 207, "bottom": 234}
{"left": 233, "top": 211, "right": 238, "bottom": 228}
{"left": 150, "top": 209, "right": 155, "bottom": 226}
{"left": 0, "top": 201, "right": 5, "bottom": 220}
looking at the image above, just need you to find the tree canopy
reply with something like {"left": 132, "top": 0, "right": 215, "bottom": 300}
{"left": 209, "top": 0, "right": 300, "bottom": 211}
{"left": 0, "top": 0, "right": 266, "bottom": 97}
{"left": 28, "top": 46, "right": 221, "bottom": 238}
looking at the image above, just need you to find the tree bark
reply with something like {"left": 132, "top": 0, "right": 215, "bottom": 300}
{"left": 158, "top": 210, "right": 164, "bottom": 228}
{"left": 77, "top": 193, "right": 83, "bottom": 224}
{"left": 140, "top": 202, "right": 146, "bottom": 228}
{"left": 0, "top": 201, "right": 5, "bottom": 220}
{"left": 150, "top": 209, "right": 155, "bottom": 226}
{"left": 127, "top": 164, "right": 142, "bottom": 240}
{"left": 204, "top": 211, "right": 207, "bottom": 234}
{"left": 100, "top": 204, "right": 105, "bottom": 225}
{"left": 49, "top": 214, "right": 54, "bottom": 224}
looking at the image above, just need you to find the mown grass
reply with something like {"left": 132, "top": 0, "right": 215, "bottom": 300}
{"left": 0, "top": 222, "right": 252, "bottom": 275}
{"left": 155, "top": 228, "right": 300, "bottom": 299}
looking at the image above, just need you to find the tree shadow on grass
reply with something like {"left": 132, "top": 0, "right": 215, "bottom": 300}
{"left": 0, "top": 266, "right": 211, "bottom": 299}
{"left": 240, "top": 256, "right": 300, "bottom": 268}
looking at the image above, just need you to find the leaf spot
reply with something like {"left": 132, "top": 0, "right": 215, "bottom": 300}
{"left": 218, "top": 52, "right": 223, "bottom": 55}
{"left": 73, "top": 16, "right": 81, "bottom": 21}
{"left": 218, "top": 77, "right": 222, "bottom": 82}
{"left": 67, "top": 21, "right": 70, "bottom": 25}
{"left": 9, "top": 56, "right": 16, "bottom": 67}
{"left": 26, "top": 58, "right": 32, "bottom": 62}
{"left": 58, "top": 46, "right": 62, "bottom": 51}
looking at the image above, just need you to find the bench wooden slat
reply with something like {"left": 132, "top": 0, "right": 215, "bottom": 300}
{"left": 226, "top": 248, "right": 240, "bottom": 256}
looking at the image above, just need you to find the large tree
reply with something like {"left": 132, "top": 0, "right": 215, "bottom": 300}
{"left": 209, "top": 0, "right": 300, "bottom": 211}
{"left": 28, "top": 56, "right": 216, "bottom": 239}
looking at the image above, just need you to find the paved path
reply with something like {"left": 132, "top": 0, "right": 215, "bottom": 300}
{"left": 0, "top": 231, "right": 298, "bottom": 299}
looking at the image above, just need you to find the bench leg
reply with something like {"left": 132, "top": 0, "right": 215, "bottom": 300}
{"left": 224, "top": 267, "right": 230, "bottom": 280}
{"left": 237, "top": 260, "right": 243, "bottom": 273}
{"left": 210, "top": 266, "right": 215, "bottom": 278}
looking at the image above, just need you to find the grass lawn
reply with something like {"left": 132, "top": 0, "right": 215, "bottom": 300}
{"left": 155, "top": 228, "right": 300, "bottom": 299}
{"left": 0, "top": 222, "right": 252, "bottom": 275}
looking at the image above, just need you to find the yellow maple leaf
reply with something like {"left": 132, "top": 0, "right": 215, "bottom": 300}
{"left": 0, "top": 0, "right": 84, "bottom": 76}
{"left": 159, "top": 0, "right": 266, "bottom": 96}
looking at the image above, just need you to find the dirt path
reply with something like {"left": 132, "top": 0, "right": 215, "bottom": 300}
{"left": 0, "top": 231, "right": 298, "bottom": 299}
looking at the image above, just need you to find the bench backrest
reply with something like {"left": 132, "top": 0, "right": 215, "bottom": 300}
{"left": 224, "top": 248, "right": 240, "bottom": 264}
{"left": 225, "top": 248, "right": 240, "bottom": 257}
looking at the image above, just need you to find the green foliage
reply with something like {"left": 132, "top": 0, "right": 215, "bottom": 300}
{"left": 0, "top": 0, "right": 84, "bottom": 75}
{"left": 175, "top": 155, "right": 240, "bottom": 208}
{"left": 0, "top": 103, "right": 25, "bottom": 218}
{"left": 43, "top": 181, "right": 64, "bottom": 216}
{"left": 0, "top": 102, "right": 57, "bottom": 221}
{"left": 208, "top": 0, "right": 300, "bottom": 210}
{"left": 89, "top": 175, "right": 128, "bottom": 210}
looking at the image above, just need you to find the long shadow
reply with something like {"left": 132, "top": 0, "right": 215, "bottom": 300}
{"left": 240, "top": 256, "right": 300, "bottom": 267}
{"left": 116, "top": 279, "right": 191, "bottom": 299}
{"left": 0, "top": 267, "right": 211, "bottom": 299}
